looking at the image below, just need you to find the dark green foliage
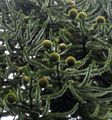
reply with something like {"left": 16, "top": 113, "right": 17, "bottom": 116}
{"left": 0, "top": 0, "right": 112, "bottom": 120}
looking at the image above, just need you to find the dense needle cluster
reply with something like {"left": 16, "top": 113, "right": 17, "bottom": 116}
{"left": 0, "top": 0, "right": 112, "bottom": 120}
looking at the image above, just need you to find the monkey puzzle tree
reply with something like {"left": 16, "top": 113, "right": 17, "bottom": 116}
{"left": 0, "top": 0, "right": 112, "bottom": 120}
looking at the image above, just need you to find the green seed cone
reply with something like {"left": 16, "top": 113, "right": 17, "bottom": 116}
{"left": 6, "top": 92, "right": 17, "bottom": 104}
{"left": 49, "top": 52, "right": 60, "bottom": 62}
{"left": 96, "top": 16, "right": 106, "bottom": 24}
{"left": 68, "top": 8, "right": 78, "bottom": 19}
{"left": 22, "top": 75, "right": 31, "bottom": 83}
{"left": 59, "top": 43, "right": 67, "bottom": 51}
{"left": 42, "top": 40, "right": 52, "bottom": 49}
{"left": 39, "top": 76, "right": 49, "bottom": 88}
{"left": 77, "top": 12, "right": 87, "bottom": 20}
{"left": 66, "top": 56, "right": 76, "bottom": 67}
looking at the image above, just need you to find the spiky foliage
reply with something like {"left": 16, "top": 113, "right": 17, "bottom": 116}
{"left": 0, "top": 0, "right": 112, "bottom": 120}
